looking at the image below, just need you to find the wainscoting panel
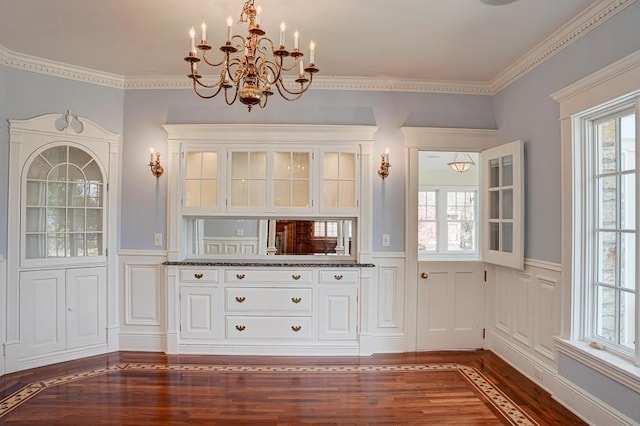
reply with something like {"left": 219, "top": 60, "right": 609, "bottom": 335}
{"left": 488, "top": 260, "right": 559, "bottom": 367}
{"left": 534, "top": 275, "right": 558, "bottom": 361}
{"left": 493, "top": 265, "right": 512, "bottom": 335}
{"left": 362, "top": 254, "right": 406, "bottom": 354}
{"left": 512, "top": 271, "right": 531, "bottom": 347}
{"left": 118, "top": 250, "right": 167, "bottom": 352}
{"left": 124, "top": 264, "right": 161, "bottom": 326}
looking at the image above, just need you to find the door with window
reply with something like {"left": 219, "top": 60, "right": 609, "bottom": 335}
{"left": 413, "top": 141, "right": 523, "bottom": 350}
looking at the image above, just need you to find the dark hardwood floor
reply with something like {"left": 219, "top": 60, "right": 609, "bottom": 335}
{"left": 0, "top": 350, "right": 586, "bottom": 425}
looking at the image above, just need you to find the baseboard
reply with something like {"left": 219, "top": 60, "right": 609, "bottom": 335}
{"left": 4, "top": 342, "right": 110, "bottom": 374}
{"left": 119, "top": 332, "right": 167, "bottom": 352}
{"left": 360, "top": 333, "right": 406, "bottom": 355}
{"left": 488, "top": 332, "right": 634, "bottom": 425}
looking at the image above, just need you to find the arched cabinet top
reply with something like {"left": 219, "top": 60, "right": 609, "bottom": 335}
{"left": 9, "top": 111, "right": 120, "bottom": 146}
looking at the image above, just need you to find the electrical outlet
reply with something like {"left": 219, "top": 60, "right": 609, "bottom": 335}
{"left": 154, "top": 233, "right": 163, "bottom": 246}
{"left": 382, "top": 234, "right": 390, "bottom": 247}
{"left": 236, "top": 228, "right": 244, "bottom": 236}
{"left": 534, "top": 368, "right": 543, "bottom": 381}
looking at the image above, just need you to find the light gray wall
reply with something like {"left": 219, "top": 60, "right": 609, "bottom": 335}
{"left": 121, "top": 88, "right": 495, "bottom": 251}
{"left": 0, "top": 65, "right": 7, "bottom": 258}
{"left": 0, "top": 69, "right": 124, "bottom": 257}
{"left": 558, "top": 353, "right": 640, "bottom": 421}
{"left": 494, "top": 1, "right": 640, "bottom": 263}
{"left": 493, "top": 1, "right": 640, "bottom": 418}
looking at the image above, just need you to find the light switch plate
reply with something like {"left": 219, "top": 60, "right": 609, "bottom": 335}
{"left": 154, "top": 233, "right": 163, "bottom": 246}
{"left": 382, "top": 234, "right": 390, "bottom": 247}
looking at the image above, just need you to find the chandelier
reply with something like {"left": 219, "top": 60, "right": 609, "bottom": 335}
{"left": 447, "top": 152, "right": 475, "bottom": 173}
{"left": 184, "top": 0, "right": 319, "bottom": 112}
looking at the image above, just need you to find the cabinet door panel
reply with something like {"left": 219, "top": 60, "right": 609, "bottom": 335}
{"left": 66, "top": 267, "right": 107, "bottom": 349}
{"left": 19, "top": 269, "right": 66, "bottom": 356}
{"left": 180, "top": 286, "right": 221, "bottom": 340}
{"left": 318, "top": 286, "right": 357, "bottom": 341}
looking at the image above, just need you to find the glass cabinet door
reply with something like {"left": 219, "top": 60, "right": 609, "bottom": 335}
{"left": 184, "top": 151, "right": 219, "bottom": 210}
{"left": 321, "top": 151, "right": 357, "bottom": 211}
{"left": 229, "top": 151, "right": 267, "bottom": 208}
{"left": 273, "top": 151, "right": 310, "bottom": 208}
{"left": 24, "top": 145, "right": 104, "bottom": 260}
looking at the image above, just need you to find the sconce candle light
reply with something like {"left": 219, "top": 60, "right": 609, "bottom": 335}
{"left": 149, "top": 148, "right": 164, "bottom": 178}
{"left": 378, "top": 148, "right": 390, "bottom": 180}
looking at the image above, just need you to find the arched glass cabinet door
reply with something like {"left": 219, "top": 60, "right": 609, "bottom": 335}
{"left": 23, "top": 145, "right": 105, "bottom": 261}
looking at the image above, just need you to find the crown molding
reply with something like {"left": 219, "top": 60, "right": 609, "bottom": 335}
{"left": 122, "top": 75, "right": 492, "bottom": 95}
{"left": 489, "top": 0, "right": 636, "bottom": 93}
{"left": 0, "top": 44, "right": 125, "bottom": 89}
{"left": 0, "top": 0, "right": 634, "bottom": 95}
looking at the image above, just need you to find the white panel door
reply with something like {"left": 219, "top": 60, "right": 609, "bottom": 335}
{"left": 180, "top": 286, "right": 220, "bottom": 340}
{"left": 19, "top": 269, "right": 66, "bottom": 356}
{"left": 318, "top": 286, "right": 357, "bottom": 341}
{"left": 66, "top": 267, "right": 107, "bottom": 349}
{"left": 417, "top": 261, "right": 484, "bottom": 350}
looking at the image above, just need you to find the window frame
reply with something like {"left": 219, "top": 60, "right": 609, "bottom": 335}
{"left": 418, "top": 185, "right": 480, "bottom": 261}
{"left": 574, "top": 98, "right": 639, "bottom": 363}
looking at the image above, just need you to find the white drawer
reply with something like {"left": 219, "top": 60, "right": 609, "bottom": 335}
{"left": 319, "top": 270, "right": 359, "bottom": 284}
{"left": 226, "top": 316, "right": 312, "bottom": 340}
{"left": 226, "top": 287, "right": 312, "bottom": 313}
{"left": 180, "top": 269, "right": 219, "bottom": 283}
{"left": 225, "top": 270, "right": 313, "bottom": 284}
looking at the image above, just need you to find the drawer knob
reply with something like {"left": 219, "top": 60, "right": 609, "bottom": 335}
{"left": 194, "top": 273, "right": 203, "bottom": 279}
{"left": 291, "top": 297, "right": 302, "bottom": 304}
{"left": 235, "top": 325, "right": 246, "bottom": 331}
{"left": 334, "top": 274, "right": 343, "bottom": 281}
{"left": 292, "top": 274, "right": 301, "bottom": 280}
{"left": 291, "top": 325, "right": 302, "bottom": 332}
{"left": 421, "top": 272, "right": 429, "bottom": 279}
{"left": 235, "top": 296, "right": 246, "bottom": 303}
{"left": 236, "top": 274, "right": 246, "bottom": 280}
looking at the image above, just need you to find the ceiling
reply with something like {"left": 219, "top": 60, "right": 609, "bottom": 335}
{"left": 0, "top": 0, "right": 599, "bottom": 85}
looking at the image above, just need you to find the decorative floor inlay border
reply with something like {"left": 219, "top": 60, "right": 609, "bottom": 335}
{"left": 0, "top": 362, "right": 538, "bottom": 425}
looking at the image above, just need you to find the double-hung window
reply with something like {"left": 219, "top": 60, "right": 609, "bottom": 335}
{"left": 418, "top": 188, "right": 478, "bottom": 258}
{"left": 576, "top": 98, "right": 638, "bottom": 361}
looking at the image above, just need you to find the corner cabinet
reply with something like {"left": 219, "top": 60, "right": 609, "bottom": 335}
{"left": 5, "top": 113, "right": 119, "bottom": 373}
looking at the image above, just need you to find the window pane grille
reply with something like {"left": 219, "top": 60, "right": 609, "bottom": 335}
{"left": 418, "top": 190, "right": 477, "bottom": 255}
{"left": 591, "top": 111, "right": 636, "bottom": 353}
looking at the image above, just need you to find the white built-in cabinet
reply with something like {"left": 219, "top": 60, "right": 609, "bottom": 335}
{"left": 163, "top": 125, "right": 375, "bottom": 355}
{"left": 180, "top": 145, "right": 358, "bottom": 218}
{"left": 5, "top": 113, "right": 119, "bottom": 373}
{"left": 19, "top": 267, "right": 106, "bottom": 357}
{"left": 174, "top": 267, "right": 359, "bottom": 354}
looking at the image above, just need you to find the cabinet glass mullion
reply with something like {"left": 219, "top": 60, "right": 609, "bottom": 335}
{"left": 323, "top": 152, "right": 356, "bottom": 209}
{"left": 230, "top": 151, "right": 267, "bottom": 208}
{"left": 185, "top": 151, "right": 218, "bottom": 208}
{"left": 273, "top": 151, "right": 310, "bottom": 208}
{"left": 23, "top": 146, "right": 104, "bottom": 260}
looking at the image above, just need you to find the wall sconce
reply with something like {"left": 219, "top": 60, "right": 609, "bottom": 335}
{"left": 377, "top": 148, "right": 390, "bottom": 180}
{"left": 149, "top": 148, "right": 164, "bottom": 178}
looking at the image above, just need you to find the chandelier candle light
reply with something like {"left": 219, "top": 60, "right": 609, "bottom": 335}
{"left": 184, "top": 0, "right": 319, "bottom": 111}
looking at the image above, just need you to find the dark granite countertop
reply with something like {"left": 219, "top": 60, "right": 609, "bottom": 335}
{"left": 163, "top": 261, "right": 375, "bottom": 268}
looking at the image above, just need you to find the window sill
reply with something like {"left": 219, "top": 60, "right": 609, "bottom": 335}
{"left": 554, "top": 337, "right": 640, "bottom": 393}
